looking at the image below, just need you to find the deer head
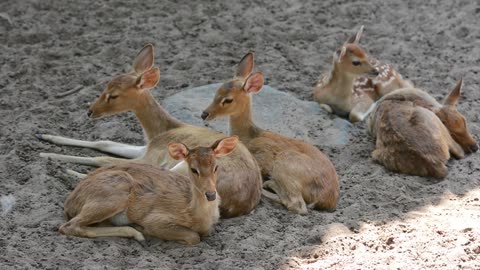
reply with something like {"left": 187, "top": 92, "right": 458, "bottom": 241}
{"left": 436, "top": 79, "right": 478, "bottom": 153}
{"left": 88, "top": 44, "right": 160, "bottom": 119}
{"left": 201, "top": 52, "right": 264, "bottom": 121}
{"left": 334, "top": 25, "right": 379, "bottom": 77}
{"left": 168, "top": 136, "right": 239, "bottom": 201}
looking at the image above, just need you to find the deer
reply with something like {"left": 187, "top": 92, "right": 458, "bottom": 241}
{"left": 38, "top": 44, "right": 262, "bottom": 218}
{"left": 201, "top": 52, "right": 339, "bottom": 215}
{"left": 313, "top": 25, "right": 413, "bottom": 123}
{"left": 59, "top": 136, "right": 238, "bottom": 245}
{"left": 367, "top": 79, "right": 478, "bottom": 178}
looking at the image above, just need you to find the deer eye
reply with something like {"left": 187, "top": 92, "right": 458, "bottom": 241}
{"left": 222, "top": 98, "right": 233, "bottom": 105}
{"left": 107, "top": 94, "right": 118, "bottom": 103}
{"left": 352, "top": 61, "right": 361, "bottom": 66}
{"left": 191, "top": 168, "right": 199, "bottom": 175}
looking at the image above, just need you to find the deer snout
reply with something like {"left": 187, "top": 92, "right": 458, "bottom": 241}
{"left": 201, "top": 111, "right": 209, "bottom": 121}
{"left": 370, "top": 69, "right": 379, "bottom": 76}
{"left": 205, "top": 191, "right": 216, "bottom": 201}
{"left": 469, "top": 143, "right": 478, "bottom": 153}
{"left": 87, "top": 110, "right": 93, "bottom": 118}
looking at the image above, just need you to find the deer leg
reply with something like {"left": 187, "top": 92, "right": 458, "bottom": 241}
{"left": 449, "top": 140, "right": 465, "bottom": 160}
{"left": 263, "top": 180, "right": 287, "bottom": 204}
{"left": 349, "top": 98, "right": 375, "bottom": 123}
{"left": 37, "top": 134, "right": 145, "bottom": 159}
{"left": 270, "top": 151, "right": 327, "bottom": 215}
{"left": 40, "top": 152, "right": 130, "bottom": 167}
{"left": 60, "top": 223, "right": 145, "bottom": 241}
{"left": 261, "top": 189, "right": 282, "bottom": 205}
{"left": 319, "top": 104, "right": 333, "bottom": 113}
{"left": 60, "top": 199, "right": 144, "bottom": 241}
{"left": 143, "top": 224, "right": 200, "bottom": 245}
{"left": 65, "top": 169, "right": 87, "bottom": 179}
{"left": 265, "top": 177, "right": 308, "bottom": 215}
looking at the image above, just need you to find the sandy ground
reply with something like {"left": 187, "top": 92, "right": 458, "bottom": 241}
{"left": 1, "top": 0, "right": 480, "bottom": 269}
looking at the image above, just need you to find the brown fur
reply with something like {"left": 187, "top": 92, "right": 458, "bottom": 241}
{"left": 59, "top": 138, "right": 237, "bottom": 244}
{"left": 313, "top": 26, "right": 412, "bottom": 123}
{"left": 367, "top": 80, "right": 477, "bottom": 178}
{"left": 40, "top": 45, "right": 262, "bottom": 218}
{"left": 202, "top": 52, "right": 339, "bottom": 214}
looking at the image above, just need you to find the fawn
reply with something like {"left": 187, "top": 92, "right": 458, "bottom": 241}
{"left": 367, "top": 79, "right": 478, "bottom": 178}
{"left": 201, "top": 52, "right": 339, "bottom": 215}
{"left": 313, "top": 25, "right": 412, "bottom": 122}
{"left": 59, "top": 136, "right": 238, "bottom": 245}
{"left": 38, "top": 44, "right": 262, "bottom": 218}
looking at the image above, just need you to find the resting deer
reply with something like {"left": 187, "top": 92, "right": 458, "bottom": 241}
{"left": 201, "top": 52, "right": 339, "bottom": 215}
{"left": 59, "top": 136, "right": 238, "bottom": 245}
{"left": 313, "top": 25, "right": 413, "bottom": 122}
{"left": 367, "top": 79, "right": 478, "bottom": 178}
{"left": 38, "top": 44, "right": 262, "bottom": 218}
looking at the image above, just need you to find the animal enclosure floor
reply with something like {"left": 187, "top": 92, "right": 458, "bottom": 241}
{"left": 1, "top": 0, "right": 479, "bottom": 269}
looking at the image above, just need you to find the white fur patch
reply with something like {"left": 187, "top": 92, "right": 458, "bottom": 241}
{"left": 170, "top": 160, "right": 189, "bottom": 175}
{"left": 109, "top": 211, "right": 131, "bottom": 226}
{"left": 373, "top": 75, "right": 395, "bottom": 88}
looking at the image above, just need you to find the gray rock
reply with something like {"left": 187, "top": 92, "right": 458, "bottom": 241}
{"left": 164, "top": 84, "right": 352, "bottom": 147}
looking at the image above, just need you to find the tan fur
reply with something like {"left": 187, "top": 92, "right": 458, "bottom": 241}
{"left": 367, "top": 80, "right": 477, "bottom": 178}
{"left": 40, "top": 45, "right": 262, "bottom": 218}
{"left": 59, "top": 138, "right": 237, "bottom": 244}
{"left": 202, "top": 52, "right": 339, "bottom": 214}
{"left": 313, "top": 26, "right": 412, "bottom": 123}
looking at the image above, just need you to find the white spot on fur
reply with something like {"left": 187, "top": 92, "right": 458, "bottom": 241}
{"left": 1, "top": 194, "right": 15, "bottom": 216}
{"left": 373, "top": 75, "right": 396, "bottom": 88}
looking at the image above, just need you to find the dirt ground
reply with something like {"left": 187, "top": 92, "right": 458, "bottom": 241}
{"left": 1, "top": 0, "right": 480, "bottom": 269}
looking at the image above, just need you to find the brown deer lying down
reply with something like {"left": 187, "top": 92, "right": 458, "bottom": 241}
{"left": 313, "top": 26, "right": 412, "bottom": 122}
{"left": 59, "top": 136, "right": 238, "bottom": 245}
{"left": 201, "top": 52, "right": 339, "bottom": 215}
{"left": 367, "top": 79, "right": 478, "bottom": 178}
{"left": 38, "top": 45, "right": 262, "bottom": 218}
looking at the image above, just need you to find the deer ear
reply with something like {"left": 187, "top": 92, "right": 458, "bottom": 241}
{"left": 212, "top": 136, "right": 239, "bottom": 157}
{"left": 444, "top": 78, "right": 463, "bottom": 106}
{"left": 133, "top": 44, "right": 154, "bottom": 74}
{"left": 168, "top": 142, "right": 189, "bottom": 160}
{"left": 235, "top": 51, "right": 254, "bottom": 79}
{"left": 243, "top": 72, "right": 264, "bottom": 94}
{"left": 345, "top": 25, "right": 364, "bottom": 45}
{"left": 337, "top": 46, "right": 347, "bottom": 63}
{"left": 136, "top": 68, "right": 160, "bottom": 90}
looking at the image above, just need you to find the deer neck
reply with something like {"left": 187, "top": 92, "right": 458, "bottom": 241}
{"left": 132, "top": 91, "right": 183, "bottom": 142}
{"left": 328, "top": 62, "right": 357, "bottom": 98}
{"left": 229, "top": 95, "right": 262, "bottom": 142}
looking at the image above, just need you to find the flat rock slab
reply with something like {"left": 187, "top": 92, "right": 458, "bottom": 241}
{"left": 164, "top": 84, "right": 353, "bottom": 146}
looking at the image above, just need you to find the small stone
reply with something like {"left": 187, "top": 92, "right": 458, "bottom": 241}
{"left": 0, "top": 13, "right": 13, "bottom": 26}
{"left": 386, "top": 237, "right": 395, "bottom": 245}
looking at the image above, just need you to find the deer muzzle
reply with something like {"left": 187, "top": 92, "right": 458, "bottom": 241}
{"left": 205, "top": 191, "right": 216, "bottom": 201}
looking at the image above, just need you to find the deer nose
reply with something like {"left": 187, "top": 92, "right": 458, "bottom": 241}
{"left": 201, "top": 111, "right": 209, "bottom": 120}
{"left": 371, "top": 69, "right": 379, "bottom": 76}
{"left": 87, "top": 110, "right": 93, "bottom": 117}
{"left": 205, "top": 191, "right": 216, "bottom": 201}
{"left": 470, "top": 144, "right": 478, "bottom": 153}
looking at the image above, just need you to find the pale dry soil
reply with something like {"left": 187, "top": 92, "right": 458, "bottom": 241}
{"left": 0, "top": 0, "right": 479, "bottom": 269}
